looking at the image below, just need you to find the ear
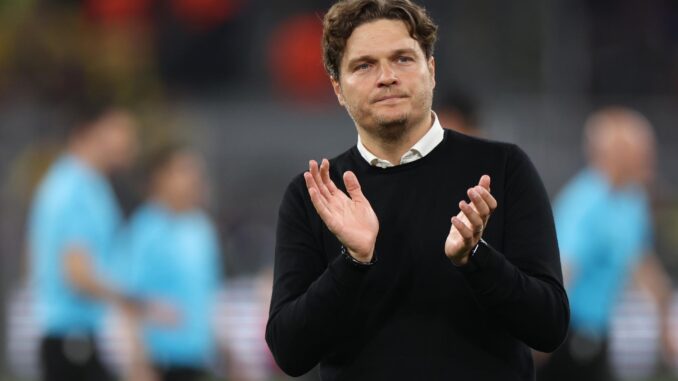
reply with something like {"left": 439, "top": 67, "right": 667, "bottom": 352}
{"left": 428, "top": 56, "right": 436, "bottom": 90}
{"left": 331, "top": 76, "right": 346, "bottom": 106}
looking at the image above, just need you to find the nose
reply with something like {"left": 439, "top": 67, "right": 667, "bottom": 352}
{"left": 377, "top": 62, "right": 398, "bottom": 87}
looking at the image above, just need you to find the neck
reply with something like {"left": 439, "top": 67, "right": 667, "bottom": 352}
{"left": 70, "top": 143, "right": 106, "bottom": 174}
{"left": 152, "top": 193, "right": 191, "bottom": 214}
{"left": 593, "top": 162, "right": 626, "bottom": 189}
{"left": 358, "top": 112, "right": 433, "bottom": 165}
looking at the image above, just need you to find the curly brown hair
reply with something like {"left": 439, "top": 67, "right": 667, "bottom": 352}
{"left": 322, "top": 0, "right": 438, "bottom": 80}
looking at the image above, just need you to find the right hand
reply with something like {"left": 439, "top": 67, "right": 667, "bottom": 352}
{"left": 117, "top": 296, "right": 181, "bottom": 327}
{"left": 444, "top": 175, "right": 496, "bottom": 265}
{"left": 304, "top": 159, "right": 379, "bottom": 262}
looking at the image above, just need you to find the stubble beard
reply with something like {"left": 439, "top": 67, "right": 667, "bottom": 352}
{"left": 344, "top": 82, "right": 433, "bottom": 145}
{"left": 373, "top": 113, "right": 410, "bottom": 143}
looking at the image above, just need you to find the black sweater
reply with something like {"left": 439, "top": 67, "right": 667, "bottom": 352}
{"left": 266, "top": 129, "right": 569, "bottom": 380}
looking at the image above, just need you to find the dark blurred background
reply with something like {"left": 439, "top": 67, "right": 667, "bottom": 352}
{"left": 2, "top": 0, "right": 678, "bottom": 380}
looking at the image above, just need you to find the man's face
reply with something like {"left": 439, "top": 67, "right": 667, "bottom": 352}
{"left": 157, "top": 152, "right": 206, "bottom": 211}
{"left": 618, "top": 128, "right": 656, "bottom": 186}
{"left": 331, "top": 19, "right": 435, "bottom": 142}
{"left": 95, "top": 111, "right": 139, "bottom": 172}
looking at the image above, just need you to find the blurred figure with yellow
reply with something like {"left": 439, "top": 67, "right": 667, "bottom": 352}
{"left": 121, "top": 146, "right": 222, "bottom": 381}
{"left": 538, "top": 107, "right": 674, "bottom": 381}
{"left": 27, "top": 102, "right": 139, "bottom": 381}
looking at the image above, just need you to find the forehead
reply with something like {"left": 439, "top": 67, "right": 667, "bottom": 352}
{"left": 169, "top": 152, "right": 204, "bottom": 171}
{"left": 342, "top": 19, "right": 422, "bottom": 62}
{"left": 97, "top": 111, "right": 136, "bottom": 136}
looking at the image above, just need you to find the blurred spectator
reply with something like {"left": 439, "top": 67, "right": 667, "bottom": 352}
{"left": 537, "top": 107, "right": 674, "bottom": 381}
{"left": 26, "top": 101, "right": 139, "bottom": 381}
{"left": 434, "top": 89, "right": 482, "bottom": 137}
{"left": 120, "top": 146, "right": 222, "bottom": 381}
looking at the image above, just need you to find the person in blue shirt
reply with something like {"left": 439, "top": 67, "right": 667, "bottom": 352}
{"left": 537, "top": 107, "right": 674, "bottom": 381}
{"left": 121, "top": 146, "right": 222, "bottom": 381}
{"left": 28, "top": 103, "right": 139, "bottom": 381}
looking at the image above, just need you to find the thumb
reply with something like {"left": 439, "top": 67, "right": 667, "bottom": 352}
{"left": 479, "top": 174, "right": 491, "bottom": 191}
{"left": 343, "top": 171, "right": 365, "bottom": 200}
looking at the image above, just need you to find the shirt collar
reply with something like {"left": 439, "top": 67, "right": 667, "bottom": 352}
{"left": 356, "top": 111, "right": 445, "bottom": 168}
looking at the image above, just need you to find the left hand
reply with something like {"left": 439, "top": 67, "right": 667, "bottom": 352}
{"left": 445, "top": 175, "right": 497, "bottom": 266}
{"left": 144, "top": 300, "right": 182, "bottom": 327}
{"left": 118, "top": 297, "right": 181, "bottom": 327}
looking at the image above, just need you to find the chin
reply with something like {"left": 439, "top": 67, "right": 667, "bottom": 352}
{"left": 374, "top": 109, "right": 409, "bottom": 126}
{"left": 370, "top": 116, "right": 409, "bottom": 143}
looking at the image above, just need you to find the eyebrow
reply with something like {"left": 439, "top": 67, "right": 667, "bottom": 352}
{"left": 345, "top": 48, "right": 420, "bottom": 68}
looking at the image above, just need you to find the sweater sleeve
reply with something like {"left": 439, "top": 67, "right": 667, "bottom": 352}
{"left": 265, "top": 175, "right": 371, "bottom": 376}
{"left": 457, "top": 144, "right": 570, "bottom": 352}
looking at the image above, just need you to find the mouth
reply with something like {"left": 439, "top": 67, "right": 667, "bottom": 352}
{"left": 372, "top": 95, "right": 408, "bottom": 104}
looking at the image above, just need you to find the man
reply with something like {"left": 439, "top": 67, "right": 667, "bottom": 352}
{"left": 121, "top": 146, "right": 222, "bottom": 381}
{"left": 265, "top": 1, "right": 569, "bottom": 380}
{"left": 28, "top": 103, "right": 138, "bottom": 381}
{"left": 537, "top": 107, "right": 674, "bottom": 381}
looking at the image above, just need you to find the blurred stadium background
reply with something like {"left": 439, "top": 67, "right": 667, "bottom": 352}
{"left": 1, "top": 0, "right": 678, "bottom": 380}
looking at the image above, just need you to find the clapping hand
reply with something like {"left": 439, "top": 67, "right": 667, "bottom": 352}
{"left": 304, "top": 159, "right": 379, "bottom": 263}
{"left": 445, "top": 175, "right": 497, "bottom": 266}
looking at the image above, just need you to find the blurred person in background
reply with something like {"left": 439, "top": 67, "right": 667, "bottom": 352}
{"left": 121, "top": 146, "right": 222, "bottom": 381}
{"left": 434, "top": 89, "right": 483, "bottom": 137}
{"left": 27, "top": 101, "right": 139, "bottom": 381}
{"left": 266, "top": 0, "right": 568, "bottom": 380}
{"left": 537, "top": 107, "right": 674, "bottom": 381}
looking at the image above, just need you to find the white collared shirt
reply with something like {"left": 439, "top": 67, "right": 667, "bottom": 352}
{"left": 357, "top": 112, "right": 445, "bottom": 168}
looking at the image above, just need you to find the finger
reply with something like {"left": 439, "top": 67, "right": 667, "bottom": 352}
{"left": 304, "top": 166, "right": 325, "bottom": 202}
{"left": 343, "top": 171, "right": 366, "bottom": 201}
{"left": 309, "top": 188, "right": 332, "bottom": 221}
{"left": 478, "top": 174, "right": 491, "bottom": 191}
{"left": 304, "top": 172, "right": 330, "bottom": 210}
{"left": 303, "top": 169, "right": 319, "bottom": 193}
{"left": 475, "top": 185, "right": 498, "bottom": 211}
{"left": 459, "top": 201, "right": 484, "bottom": 233}
{"left": 451, "top": 216, "right": 474, "bottom": 245}
{"left": 306, "top": 178, "right": 334, "bottom": 223}
{"left": 310, "top": 160, "right": 333, "bottom": 199}
{"left": 467, "top": 187, "right": 490, "bottom": 217}
{"left": 320, "top": 159, "right": 339, "bottom": 195}
{"left": 455, "top": 209, "right": 471, "bottom": 225}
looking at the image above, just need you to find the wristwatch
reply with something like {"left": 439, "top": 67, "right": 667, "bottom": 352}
{"left": 471, "top": 238, "right": 488, "bottom": 257}
{"left": 341, "top": 245, "right": 377, "bottom": 268}
{"left": 453, "top": 238, "right": 489, "bottom": 272}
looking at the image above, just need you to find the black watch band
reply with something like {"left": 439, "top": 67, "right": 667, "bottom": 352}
{"left": 471, "top": 238, "right": 488, "bottom": 256}
{"left": 341, "top": 245, "right": 377, "bottom": 268}
{"left": 454, "top": 238, "right": 489, "bottom": 273}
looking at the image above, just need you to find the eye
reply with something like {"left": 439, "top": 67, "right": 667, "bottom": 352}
{"left": 397, "top": 55, "right": 414, "bottom": 63}
{"left": 354, "top": 63, "right": 371, "bottom": 72}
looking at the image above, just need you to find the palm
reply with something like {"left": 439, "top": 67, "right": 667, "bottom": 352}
{"left": 304, "top": 159, "right": 379, "bottom": 262}
{"left": 444, "top": 211, "right": 470, "bottom": 258}
{"left": 324, "top": 191, "right": 379, "bottom": 257}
